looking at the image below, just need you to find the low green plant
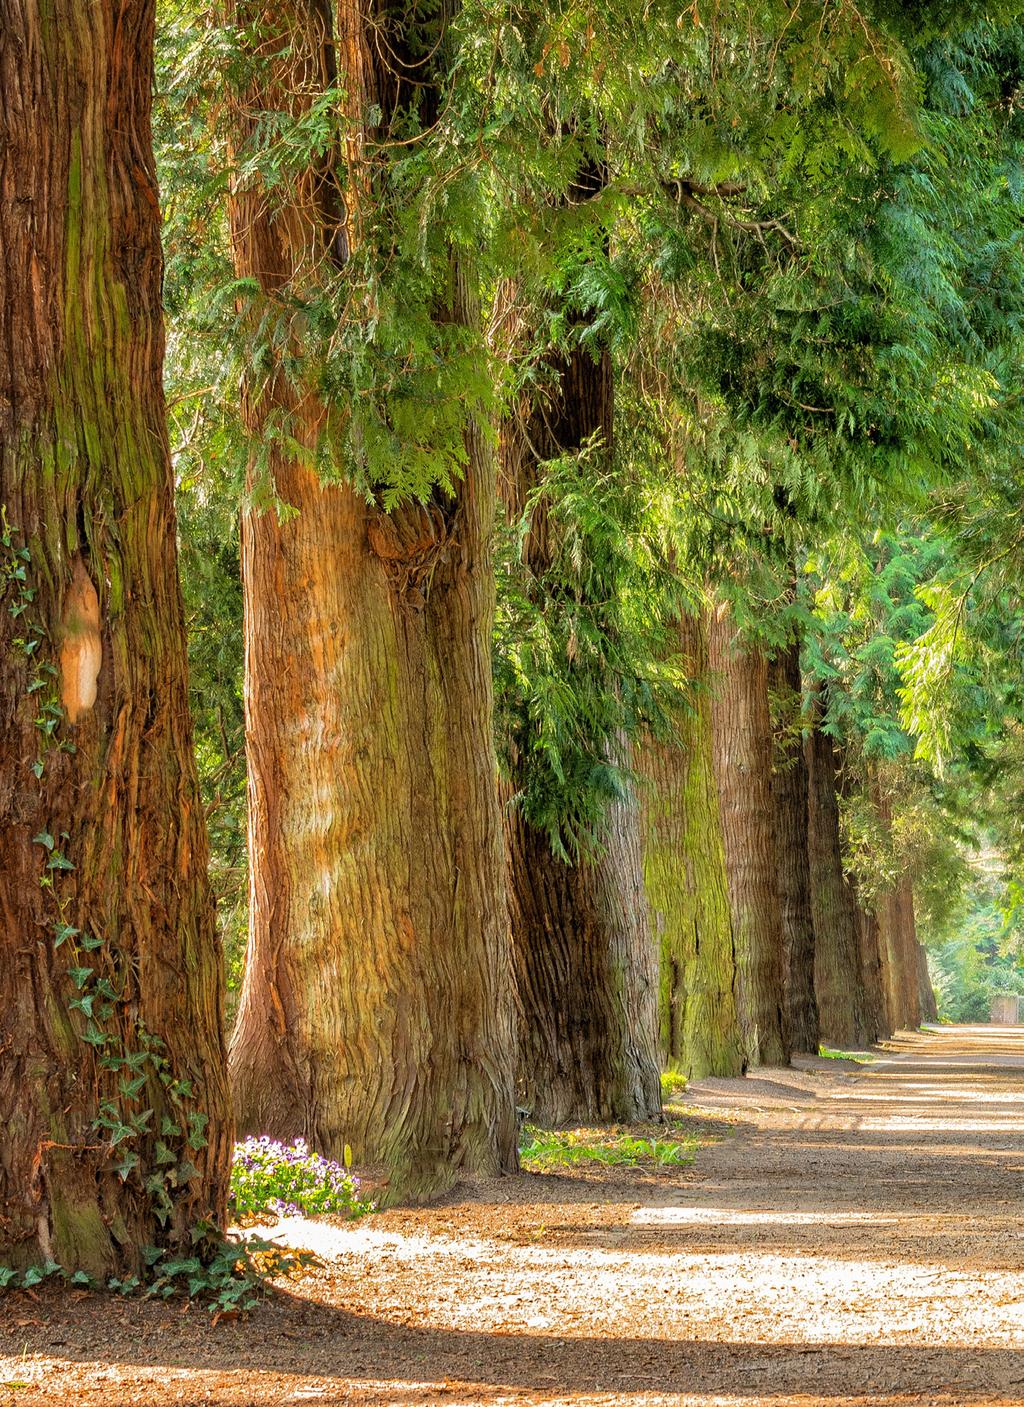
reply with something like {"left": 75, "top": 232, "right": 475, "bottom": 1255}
{"left": 0, "top": 1233, "right": 316, "bottom": 1318}
{"left": 229, "top": 1137, "right": 373, "bottom": 1220}
{"left": 818, "top": 1045, "right": 876, "bottom": 1064}
{"left": 660, "top": 1070, "right": 688, "bottom": 1100}
{"left": 520, "top": 1124, "right": 697, "bottom": 1171}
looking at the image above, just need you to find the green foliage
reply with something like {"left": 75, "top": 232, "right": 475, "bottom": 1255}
{"left": 157, "top": 9, "right": 249, "bottom": 1008}
{"left": 923, "top": 858, "right": 1024, "bottom": 1023}
{"left": 494, "top": 437, "right": 686, "bottom": 859}
{"left": 0, "top": 1236, "right": 317, "bottom": 1318}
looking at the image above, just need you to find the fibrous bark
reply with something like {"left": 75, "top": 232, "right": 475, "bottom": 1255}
{"left": 0, "top": 0, "right": 230, "bottom": 1273}
{"left": 768, "top": 642, "right": 820, "bottom": 1056}
{"left": 642, "top": 610, "right": 744, "bottom": 1078}
{"left": 498, "top": 220, "right": 661, "bottom": 1125}
{"left": 709, "top": 604, "right": 789, "bottom": 1068}
{"left": 226, "top": 0, "right": 518, "bottom": 1199}
{"left": 806, "top": 708, "right": 870, "bottom": 1048}
{"left": 507, "top": 780, "right": 662, "bottom": 1125}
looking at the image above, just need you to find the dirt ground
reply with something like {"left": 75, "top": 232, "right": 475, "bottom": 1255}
{"left": 3, "top": 1024, "right": 1024, "bottom": 1406}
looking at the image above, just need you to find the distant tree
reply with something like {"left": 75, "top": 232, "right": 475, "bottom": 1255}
{"left": 643, "top": 607, "right": 746, "bottom": 1077}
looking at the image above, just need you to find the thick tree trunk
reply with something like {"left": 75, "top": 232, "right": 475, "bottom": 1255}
{"left": 497, "top": 233, "right": 661, "bottom": 1124}
{"left": 768, "top": 643, "right": 820, "bottom": 1056}
{"left": 806, "top": 711, "right": 870, "bottom": 1048}
{"left": 0, "top": 0, "right": 230, "bottom": 1273}
{"left": 877, "top": 884, "right": 916, "bottom": 1032}
{"left": 226, "top": 2, "right": 518, "bottom": 1199}
{"left": 709, "top": 604, "right": 790, "bottom": 1067}
{"left": 641, "top": 610, "right": 745, "bottom": 1078}
{"left": 508, "top": 779, "right": 662, "bottom": 1125}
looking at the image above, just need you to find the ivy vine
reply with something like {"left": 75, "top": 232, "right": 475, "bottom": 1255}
{"left": 1, "top": 510, "right": 311, "bottom": 1313}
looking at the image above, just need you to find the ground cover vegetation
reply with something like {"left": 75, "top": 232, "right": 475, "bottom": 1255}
{"left": 2, "top": 0, "right": 1024, "bottom": 1307}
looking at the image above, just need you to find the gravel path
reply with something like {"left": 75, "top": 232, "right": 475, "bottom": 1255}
{"left": 2, "top": 1023, "right": 1024, "bottom": 1405}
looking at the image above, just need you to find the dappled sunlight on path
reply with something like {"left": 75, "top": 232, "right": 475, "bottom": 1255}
{"left": 3, "top": 1025, "right": 1024, "bottom": 1404}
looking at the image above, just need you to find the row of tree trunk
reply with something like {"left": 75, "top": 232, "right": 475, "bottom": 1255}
{"left": 0, "top": 0, "right": 936, "bottom": 1274}
{"left": 695, "top": 612, "right": 933, "bottom": 1063}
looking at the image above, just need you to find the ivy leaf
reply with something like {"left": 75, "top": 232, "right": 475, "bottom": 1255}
{"left": 114, "top": 1150, "right": 140, "bottom": 1181}
{"left": 67, "top": 966, "right": 93, "bottom": 990}
{"left": 32, "top": 831, "right": 54, "bottom": 851}
{"left": 187, "top": 1111, "right": 209, "bottom": 1149}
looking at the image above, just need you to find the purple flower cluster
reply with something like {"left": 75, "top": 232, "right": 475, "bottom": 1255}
{"left": 229, "top": 1135, "right": 371, "bottom": 1221}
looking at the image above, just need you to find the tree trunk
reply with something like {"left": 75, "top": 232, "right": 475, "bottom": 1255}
{"left": 855, "top": 898, "right": 890, "bottom": 1043}
{"left": 805, "top": 710, "right": 870, "bottom": 1048}
{"left": 768, "top": 643, "right": 820, "bottom": 1056}
{"left": 916, "top": 937, "right": 938, "bottom": 1023}
{"left": 869, "top": 770, "right": 923, "bottom": 1034}
{"left": 709, "top": 604, "right": 790, "bottom": 1067}
{"left": 226, "top": 1, "right": 518, "bottom": 1200}
{"left": 877, "top": 883, "right": 917, "bottom": 1032}
{"left": 497, "top": 218, "right": 661, "bottom": 1123}
{"left": 0, "top": 0, "right": 231, "bottom": 1274}
{"left": 641, "top": 610, "right": 744, "bottom": 1077}
{"left": 888, "top": 877, "right": 924, "bottom": 1031}
{"left": 507, "top": 779, "right": 662, "bottom": 1125}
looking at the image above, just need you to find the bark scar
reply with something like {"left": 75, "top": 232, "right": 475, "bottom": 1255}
{"left": 366, "top": 502, "right": 452, "bottom": 607}
{"left": 59, "top": 556, "right": 102, "bottom": 724}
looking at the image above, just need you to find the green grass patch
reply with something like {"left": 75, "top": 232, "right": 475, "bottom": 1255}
{"left": 520, "top": 1123, "right": 697, "bottom": 1172}
{"left": 818, "top": 1044, "right": 876, "bottom": 1064}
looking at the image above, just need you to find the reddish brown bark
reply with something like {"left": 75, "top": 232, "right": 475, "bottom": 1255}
{"left": 225, "top": 1, "right": 518, "bottom": 1199}
{"left": 0, "top": 0, "right": 230, "bottom": 1272}
{"left": 709, "top": 605, "right": 789, "bottom": 1067}
{"left": 768, "top": 643, "right": 820, "bottom": 1056}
